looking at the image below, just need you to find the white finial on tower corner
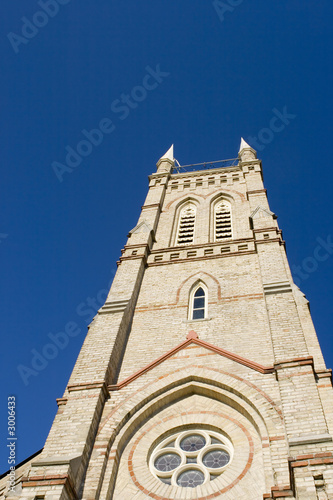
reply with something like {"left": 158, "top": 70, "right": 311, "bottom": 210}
{"left": 156, "top": 144, "right": 174, "bottom": 173}
{"left": 161, "top": 144, "right": 174, "bottom": 161}
{"left": 238, "top": 137, "right": 257, "bottom": 160}
{"left": 239, "top": 137, "right": 252, "bottom": 153}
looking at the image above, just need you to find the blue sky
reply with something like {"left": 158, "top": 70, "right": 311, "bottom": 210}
{"left": 1, "top": 0, "right": 332, "bottom": 473}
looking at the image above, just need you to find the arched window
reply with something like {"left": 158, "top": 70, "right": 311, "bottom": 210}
{"left": 190, "top": 286, "right": 206, "bottom": 320}
{"left": 177, "top": 203, "right": 196, "bottom": 245}
{"left": 215, "top": 201, "right": 232, "bottom": 240}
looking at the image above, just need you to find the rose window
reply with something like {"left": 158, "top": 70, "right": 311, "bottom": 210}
{"left": 149, "top": 429, "right": 233, "bottom": 488}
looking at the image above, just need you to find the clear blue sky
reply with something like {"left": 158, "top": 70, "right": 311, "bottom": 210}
{"left": 1, "top": 0, "right": 332, "bottom": 473}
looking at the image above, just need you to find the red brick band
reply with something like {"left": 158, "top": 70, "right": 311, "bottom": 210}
{"left": 22, "top": 474, "right": 78, "bottom": 499}
{"left": 289, "top": 452, "right": 333, "bottom": 468}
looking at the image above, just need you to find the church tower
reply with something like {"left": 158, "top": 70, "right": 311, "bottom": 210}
{"left": 6, "top": 141, "right": 333, "bottom": 499}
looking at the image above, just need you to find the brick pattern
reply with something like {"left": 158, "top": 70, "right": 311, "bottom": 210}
{"left": 4, "top": 151, "right": 332, "bottom": 500}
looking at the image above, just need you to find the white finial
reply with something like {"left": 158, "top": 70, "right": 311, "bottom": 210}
{"left": 160, "top": 144, "right": 174, "bottom": 161}
{"left": 238, "top": 137, "right": 257, "bottom": 160}
{"left": 156, "top": 144, "right": 174, "bottom": 172}
{"left": 239, "top": 137, "right": 252, "bottom": 153}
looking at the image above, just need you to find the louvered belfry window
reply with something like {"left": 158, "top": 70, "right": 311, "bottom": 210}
{"left": 177, "top": 204, "right": 196, "bottom": 245}
{"left": 215, "top": 201, "right": 232, "bottom": 240}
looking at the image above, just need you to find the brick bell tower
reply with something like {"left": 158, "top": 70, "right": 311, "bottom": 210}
{"left": 11, "top": 141, "right": 333, "bottom": 499}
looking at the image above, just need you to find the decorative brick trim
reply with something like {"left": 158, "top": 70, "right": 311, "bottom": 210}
{"left": 317, "top": 369, "right": 332, "bottom": 376}
{"left": 165, "top": 193, "right": 205, "bottom": 210}
{"left": 134, "top": 304, "right": 188, "bottom": 312}
{"left": 108, "top": 332, "right": 274, "bottom": 391}
{"left": 141, "top": 203, "right": 161, "bottom": 210}
{"left": 207, "top": 186, "right": 247, "bottom": 202}
{"left": 274, "top": 357, "right": 314, "bottom": 370}
{"left": 263, "top": 486, "right": 294, "bottom": 498}
{"left": 254, "top": 227, "right": 281, "bottom": 234}
{"left": 149, "top": 172, "right": 171, "bottom": 180}
{"left": 150, "top": 238, "right": 255, "bottom": 254}
{"left": 67, "top": 381, "right": 108, "bottom": 397}
{"left": 220, "top": 293, "right": 264, "bottom": 302}
{"left": 176, "top": 271, "right": 222, "bottom": 302}
{"left": 22, "top": 474, "right": 78, "bottom": 499}
{"left": 248, "top": 189, "right": 267, "bottom": 195}
{"left": 289, "top": 434, "right": 332, "bottom": 446}
{"left": 124, "top": 243, "right": 150, "bottom": 250}
{"left": 166, "top": 274, "right": 262, "bottom": 307}
{"left": 134, "top": 294, "right": 263, "bottom": 312}
{"left": 263, "top": 281, "right": 292, "bottom": 295}
{"left": 255, "top": 238, "right": 283, "bottom": 245}
{"left": 170, "top": 351, "right": 217, "bottom": 360}
{"left": 148, "top": 249, "right": 257, "bottom": 266}
{"left": 99, "top": 342, "right": 304, "bottom": 435}
{"left": 98, "top": 299, "right": 129, "bottom": 315}
{"left": 271, "top": 487, "right": 294, "bottom": 497}
{"left": 269, "top": 436, "right": 285, "bottom": 442}
{"left": 291, "top": 452, "right": 333, "bottom": 463}
{"left": 128, "top": 411, "right": 254, "bottom": 500}
{"left": 100, "top": 362, "right": 284, "bottom": 437}
{"left": 317, "top": 369, "right": 332, "bottom": 383}
{"left": 165, "top": 187, "right": 246, "bottom": 210}
{"left": 56, "top": 397, "right": 68, "bottom": 407}
{"left": 288, "top": 452, "right": 333, "bottom": 497}
{"left": 119, "top": 254, "right": 147, "bottom": 264}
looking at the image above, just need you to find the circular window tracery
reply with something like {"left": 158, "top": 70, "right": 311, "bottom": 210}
{"left": 149, "top": 429, "right": 233, "bottom": 488}
{"left": 154, "top": 453, "right": 181, "bottom": 472}
{"left": 177, "top": 469, "right": 205, "bottom": 487}
{"left": 203, "top": 449, "right": 230, "bottom": 468}
{"left": 180, "top": 434, "right": 206, "bottom": 452}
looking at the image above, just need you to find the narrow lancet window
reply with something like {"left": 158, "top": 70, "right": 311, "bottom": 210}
{"left": 192, "top": 287, "right": 206, "bottom": 320}
{"left": 215, "top": 201, "right": 232, "bottom": 240}
{"left": 177, "top": 204, "right": 196, "bottom": 245}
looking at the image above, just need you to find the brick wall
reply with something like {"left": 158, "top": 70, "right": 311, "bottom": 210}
{"left": 11, "top": 149, "right": 333, "bottom": 500}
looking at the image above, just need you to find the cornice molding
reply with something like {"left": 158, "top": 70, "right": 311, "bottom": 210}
{"left": 150, "top": 237, "right": 255, "bottom": 253}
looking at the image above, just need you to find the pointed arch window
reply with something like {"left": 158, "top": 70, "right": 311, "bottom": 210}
{"left": 215, "top": 201, "right": 232, "bottom": 240}
{"left": 190, "top": 286, "right": 207, "bottom": 320}
{"left": 177, "top": 203, "right": 196, "bottom": 245}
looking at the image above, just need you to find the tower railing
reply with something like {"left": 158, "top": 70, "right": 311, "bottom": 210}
{"left": 172, "top": 158, "right": 239, "bottom": 174}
